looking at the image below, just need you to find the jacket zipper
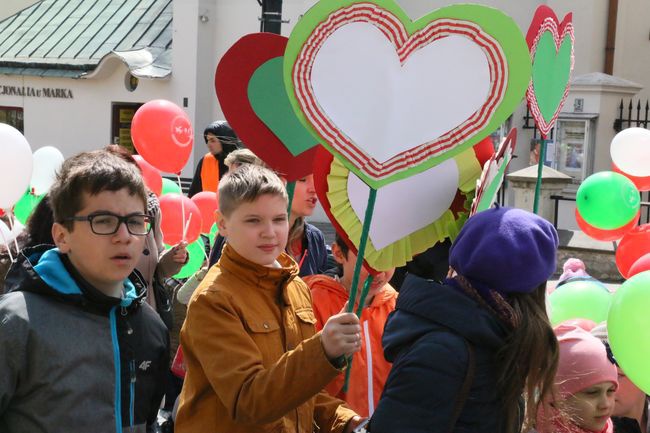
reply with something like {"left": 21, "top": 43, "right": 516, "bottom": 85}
{"left": 130, "top": 360, "right": 136, "bottom": 426}
{"left": 363, "top": 320, "right": 375, "bottom": 416}
{"left": 109, "top": 306, "right": 123, "bottom": 433}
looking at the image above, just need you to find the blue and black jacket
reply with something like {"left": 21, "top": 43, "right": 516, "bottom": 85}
{"left": 0, "top": 245, "right": 169, "bottom": 433}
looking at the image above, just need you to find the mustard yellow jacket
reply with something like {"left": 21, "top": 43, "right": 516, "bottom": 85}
{"left": 175, "top": 244, "right": 357, "bottom": 433}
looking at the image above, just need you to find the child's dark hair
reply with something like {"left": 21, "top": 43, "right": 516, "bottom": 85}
{"left": 25, "top": 195, "right": 55, "bottom": 246}
{"left": 499, "top": 282, "right": 559, "bottom": 433}
{"left": 49, "top": 150, "right": 147, "bottom": 230}
{"left": 334, "top": 233, "right": 349, "bottom": 258}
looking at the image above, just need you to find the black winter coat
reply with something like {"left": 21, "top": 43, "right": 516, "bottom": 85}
{"left": 370, "top": 275, "right": 512, "bottom": 433}
{"left": 0, "top": 246, "right": 169, "bottom": 433}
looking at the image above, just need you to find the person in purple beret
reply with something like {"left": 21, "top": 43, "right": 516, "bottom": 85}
{"left": 368, "top": 207, "right": 560, "bottom": 433}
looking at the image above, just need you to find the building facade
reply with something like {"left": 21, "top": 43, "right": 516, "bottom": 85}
{"left": 0, "top": 0, "right": 648, "bottom": 220}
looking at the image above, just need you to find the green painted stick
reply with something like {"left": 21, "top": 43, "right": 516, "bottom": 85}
{"left": 533, "top": 139, "right": 547, "bottom": 214}
{"left": 345, "top": 187, "right": 377, "bottom": 315}
{"left": 343, "top": 274, "right": 374, "bottom": 392}
{"left": 342, "top": 187, "right": 377, "bottom": 393}
{"left": 286, "top": 181, "right": 296, "bottom": 216}
{"left": 356, "top": 274, "right": 375, "bottom": 318}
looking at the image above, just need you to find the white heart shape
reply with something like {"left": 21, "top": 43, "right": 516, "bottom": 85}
{"left": 347, "top": 157, "right": 459, "bottom": 250}
{"left": 311, "top": 22, "right": 491, "bottom": 164}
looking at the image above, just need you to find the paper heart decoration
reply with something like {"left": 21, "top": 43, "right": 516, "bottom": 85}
{"left": 315, "top": 144, "right": 482, "bottom": 271}
{"left": 526, "top": 6, "right": 574, "bottom": 138}
{"left": 284, "top": 0, "right": 531, "bottom": 189}
{"left": 248, "top": 57, "right": 320, "bottom": 157}
{"left": 313, "top": 146, "right": 376, "bottom": 272}
{"left": 471, "top": 128, "right": 517, "bottom": 215}
{"left": 215, "top": 33, "right": 318, "bottom": 181}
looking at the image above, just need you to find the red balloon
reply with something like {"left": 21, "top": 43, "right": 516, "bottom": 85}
{"left": 159, "top": 193, "right": 203, "bottom": 245}
{"left": 131, "top": 100, "right": 193, "bottom": 174}
{"left": 191, "top": 191, "right": 218, "bottom": 234}
{"left": 575, "top": 208, "right": 638, "bottom": 241}
{"left": 613, "top": 162, "right": 650, "bottom": 191}
{"left": 616, "top": 224, "right": 650, "bottom": 279}
{"left": 628, "top": 253, "right": 650, "bottom": 278}
{"left": 133, "top": 155, "right": 163, "bottom": 196}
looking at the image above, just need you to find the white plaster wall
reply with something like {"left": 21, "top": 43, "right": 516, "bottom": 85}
{"left": 613, "top": 0, "right": 650, "bottom": 100}
{"left": 0, "top": 64, "right": 171, "bottom": 162}
{"left": 548, "top": 0, "right": 608, "bottom": 77}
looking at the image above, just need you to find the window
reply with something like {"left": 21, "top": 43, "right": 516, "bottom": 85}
{"left": 111, "top": 102, "right": 142, "bottom": 153}
{"left": 552, "top": 119, "right": 592, "bottom": 184}
{"left": 0, "top": 106, "right": 24, "bottom": 132}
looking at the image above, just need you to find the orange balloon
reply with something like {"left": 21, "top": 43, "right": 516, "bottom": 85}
{"left": 628, "top": 253, "right": 650, "bottom": 278}
{"left": 133, "top": 155, "right": 162, "bottom": 196}
{"left": 191, "top": 191, "right": 219, "bottom": 234}
{"left": 131, "top": 100, "right": 193, "bottom": 174}
{"left": 616, "top": 224, "right": 650, "bottom": 279}
{"left": 159, "top": 193, "right": 203, "bottom": 245}
{"left": 575, "top": 208, "right": 638, "bottom": 242}
{"left": 613, "top": 162, "right": 650, "bottom": 191}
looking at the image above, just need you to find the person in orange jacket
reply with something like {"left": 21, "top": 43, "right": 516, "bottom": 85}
{"left": 188, "top": 121, "right": 240, "bottom": 197}
{"left": 304, "top": 233, "right": 398, "bottom": 418}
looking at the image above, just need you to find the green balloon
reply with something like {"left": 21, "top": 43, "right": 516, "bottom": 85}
{"left": 208, "top": 223, "right": 219, "bottom": 247}
{"left": 167, "top": 238, "right": 205, "bottom": 279}
{"left": 609, "top": 271, "right": 650, "bottom": 394}
{"left": 549, "top": 279, "right": 612, "bottom": 326}
{"left": 13, "top": 190, "right": 44, "bottom": 224}
{"left": 576, "top": 171, "right": 639, "bottom": 230}
{"left": 161, "top": 178, "right": 182, "bottom": 196}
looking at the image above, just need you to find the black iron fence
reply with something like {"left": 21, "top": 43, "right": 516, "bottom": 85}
{"left": 614, "top": 99, "right": 650, "bottom": 132}
{"left": 551, "top": 194, "right": 650, "bottom": 229}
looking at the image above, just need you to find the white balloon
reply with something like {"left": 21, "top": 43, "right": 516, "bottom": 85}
{"left": 0, "top": 219, "right": 23, "bottom": 246}
{"left": 31, "top": 146, "right": 64, "bottom": 196}
{"left": 610, "top": 127, "right": 650, "bottom": 177}
{"left": 0, "top": 124, "right": 32, "bottom": 208}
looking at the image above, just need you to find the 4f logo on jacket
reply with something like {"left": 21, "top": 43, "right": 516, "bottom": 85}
{"left": 139, "top": 361, "right": 152, "bottom": 371}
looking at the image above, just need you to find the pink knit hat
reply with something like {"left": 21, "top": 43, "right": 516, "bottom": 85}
{"left": 558, "top": 258, "right": 590, "bottom": 283}
{"left": 553, "top": 324, "right": 618, "bottom": 399}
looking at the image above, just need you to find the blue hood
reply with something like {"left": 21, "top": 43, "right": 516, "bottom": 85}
{"left": 8, "top": 246, "right": 139, "bottom": 308}
{"left": 383, "top": 274, "right": 508, "bottom": 362}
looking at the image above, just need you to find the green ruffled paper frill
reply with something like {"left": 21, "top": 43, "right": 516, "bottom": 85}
{"left": 327, "top": 147, "right": 482, "bottom": 271}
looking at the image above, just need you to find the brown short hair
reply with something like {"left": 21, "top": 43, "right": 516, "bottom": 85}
{"left": 224, "top": 148, "right": 265, "bottom": 170}
{"left": 218, "top": 164, "right": 287, "bottom": 217}
{"left": 49, "top": 150, "right": 147, "bottom": 230}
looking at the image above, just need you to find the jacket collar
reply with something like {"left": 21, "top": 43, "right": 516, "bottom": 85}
{"left": 306, "top": 274, "right": 396, "bottom": 308}
{"left": 219, "top": 243, "right": 300, "bottom": 302}
{"left": 6, "top": 245, "right": 145, "bottom": 314}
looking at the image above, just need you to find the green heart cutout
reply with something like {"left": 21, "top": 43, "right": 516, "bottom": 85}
{"left": 532, "top": 32, "right": 572, "bottom": 123}
{"left": 248, "top": 57, "right": 319, "bottom": 157}
{"left": 476, "top": 152, "right": 511, "bottom": 213}
{"left": 284, "top": 0, "right": 532, "bottom": 189}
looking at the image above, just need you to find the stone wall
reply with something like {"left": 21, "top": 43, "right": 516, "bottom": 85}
{"left": 556, "top": 229, "right": 623, "bottom": 282}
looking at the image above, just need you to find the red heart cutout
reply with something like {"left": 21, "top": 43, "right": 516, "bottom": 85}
{"left": 215, "top": 33, "right": 317, "bottom": 181}
{"left": 313, "top": 145, "right": 378, "bottom": 274}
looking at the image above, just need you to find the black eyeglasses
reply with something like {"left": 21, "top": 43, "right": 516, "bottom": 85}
{"left": 65, "top": 212, "right": 152, "bottom": 236}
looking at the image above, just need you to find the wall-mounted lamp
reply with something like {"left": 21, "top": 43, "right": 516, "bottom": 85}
{"left": 199, "top": 14, "right": 209, "bottom": 23}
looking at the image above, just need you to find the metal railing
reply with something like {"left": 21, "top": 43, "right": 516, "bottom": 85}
{"left": 551, "top": 194, "right": 650, "bottom": 229}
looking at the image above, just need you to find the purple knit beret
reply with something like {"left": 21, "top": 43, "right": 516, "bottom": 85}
{"left": 449, "top": 207, "right": 559, "bottom": 294}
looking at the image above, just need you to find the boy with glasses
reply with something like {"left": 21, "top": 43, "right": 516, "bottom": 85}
{"left": 0, "top": 150, "right": 169, "bottom": 433}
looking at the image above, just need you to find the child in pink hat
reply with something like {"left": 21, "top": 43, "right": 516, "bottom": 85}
{"left": 537, "top": 324, "right": 619, "bottom": 433}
